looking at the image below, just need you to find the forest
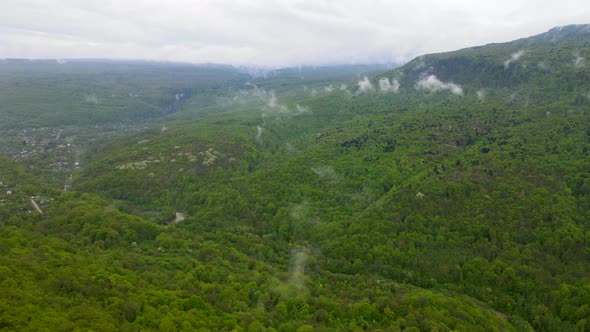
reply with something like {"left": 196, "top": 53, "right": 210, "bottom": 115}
{"left": 0, "top": 25, "right": 589, "bottom": 331}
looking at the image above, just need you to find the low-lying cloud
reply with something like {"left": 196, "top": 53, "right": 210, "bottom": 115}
{"left": 504, "top": 50, "right": 525, "bottom": 68}
{"left": 574, "top": 53, "right": 586, "bottom": 68}
{"left": 84, "top": 94, "right": 98, "bottom": 104}
{"left": 289, "top": 249, "right": 308, "bottom": 292}
{"left": 476, "top": 89, "right": 486, "bottom": 101}
{"left": 255, "top": 125, "right": 264, "bottom": 144}
{"left": 378, "top": 77, "right": 400, "bottom": 93}
{"left": 267, "top": 91, "right": 289, "bottom": 113}
{"left": 311, "top": 165, "right": 339, "bottom": 182}
{"left": 416, "top": 75, "right": 463, "bottom": 96}
{"left": 295, "top": 104, "right": 310, "bottom": 114}
{"left": 357, "top": 76, "right": 374, "bottom": 93}
{"left": 250, "top": 87, "right": 311, "bottom": 144}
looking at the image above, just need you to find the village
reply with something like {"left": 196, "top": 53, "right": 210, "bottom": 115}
{"left": 0, "top": 127, "right": 80, "bottom": 217}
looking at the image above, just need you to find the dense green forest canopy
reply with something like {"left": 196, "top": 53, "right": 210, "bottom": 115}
{"left": 1, "top": 25, "right": 590, "bottom": 331}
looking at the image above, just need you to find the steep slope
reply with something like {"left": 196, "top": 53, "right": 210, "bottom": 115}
{"left": 382, "top": 24, "right": 590, "bottom": 107}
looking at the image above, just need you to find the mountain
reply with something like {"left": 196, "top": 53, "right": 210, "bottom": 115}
{"left": 532, "top": 24, "right": 590, "bottom": 41}
{"left": 1, "top": 25, "right": 590, "bottom": 331}
{"left": 384, "top": 24, "right": 590, "bottom": 106}
{"left": 0, "top": 59, "right": 250, "bottom": 129}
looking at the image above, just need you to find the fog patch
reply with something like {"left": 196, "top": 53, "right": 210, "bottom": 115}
{"left": 252, "top": 88, "right": 311, "bottom": 144}
{"left": 289, "top": 249, "right": 308, "bottom": 292}
{"left": 350, "top": 185, "right": 377, "bottom": 205}
{"left": 84, "top": 94, "right": 99, "bottom": 104}
{"left": 324, "top": 85, "right": 334, "bottom": 93}
{"left": 574, "top": 53, "right": 586, "bottom": 68}
{"left": 505, "top": 92, "right": 530, "bottom": 106}
{"left": 255, "top": 125, "right": 264, "bottom": 144}
{"left": 267, "top": 91, "right": 289, "bottom": 114}
{"left": 311, "top": 166, "right": 339, "bottom": 182}
{"left": 507, "top": 93, "right": 517, "bottom": 103}
{"left": 413, "top": 55, "right": 426, "bottom": 70}
{"left": 289, "top": 201, "right": 310, "bottom": 220}
{"left": 357, "top": 76, "right": 375, "bottom": 94}
{"left": 504, "top": 50, "right": 525, "bottom": 69}
{"left": 295, "top": 104, "right": 310, "bottom": 114}
{"left": 379, "top": 77, "right": 400, "bottom": 93}
{"left": 273, "top": 247, "right": 311, "bottom": 298}
{"left": 263, "top": 91, "right": 310, "bottom": 117}
{"left": 537, "top": 61, "right": 549, "bottom": 70}
{"left": 416, "top": 75, "right": 463, "bottom": 96}
{"left": 476, "top": 89, "right": 486, "bottom": 101}
{"left": 284, "top": 142, "right": 298, "bottom": 154}
{"left": 339, "top": 84, "right": 348, "bottom": 91}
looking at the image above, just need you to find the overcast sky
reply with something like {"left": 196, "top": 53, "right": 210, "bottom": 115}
{"left": 1, "top": 0, "right": 589, "bottom": 67}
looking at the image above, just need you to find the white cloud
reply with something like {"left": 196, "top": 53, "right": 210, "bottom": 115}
{"left": 574, "top": 54, "right": 586, "bottom": 68}
{"left": 311, "top": 166, "right": 339, "bottom": 182}
{"left": 255, "top": 125, "right": 264, "bottom": 144}
{"left": 254, "top": 88, "right": 310, "bottom": 143}
{"left": 476, "top": 89, "right": 486, "bottom": 101}
{"left": 295, "top": 104, "right": 311, "bottom": 114}
{"left": 357, "top": 76, "right": 374, "bottom": 93}
{"left": 416, "top": 75, "right": 463, "bottom": 96}
{"left": 537, "top": 61, "right": 549, "bottom": 70}
{"left": 378, "top": 77, "right": 400, "bottom": 93}
{"left": 84, "top": 94, "right": 98, "bottom": 104}
{"left": 504, "top": 50, "right": 525, "bottom": 68}
{"left": 266, "top": 91, "right": 289, "bottom": 113}
{"left": 0, "top": 1, "right": 589, "bottom": 66}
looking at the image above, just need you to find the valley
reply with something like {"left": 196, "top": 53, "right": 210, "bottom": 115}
{"left": 1, "top": 25, "right": 589, "bottom": 331}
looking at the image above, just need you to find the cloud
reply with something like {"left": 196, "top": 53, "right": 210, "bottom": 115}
{"left": 267, "top": 91, "right": 289, "bottom": 113}
{"left": 273, "top": 247, "right": 311, "bottom": 298}
{"left": 378, "top": 77, "right": 400, "bottom": 93}
{"left": 416, "top": 75, "right": 463, "bottom": 96}
{"left": 537, "top": 61, "right": 549, "bottom": 70}
{"left": 289, "top": 249, "right": 308, "bottom": 292}
{"left": 84, "top": 94, "right": 98, "bottom": 104}
{"left": 2, "top": 1, "right": 588, "bottom": 66}
{"left": 289, "top": 202, "right": 310, "bottom": 220}
{"left": 357, "top": 76, "right": 374, "bottom": 93}
{"left": 295, "top": 104, "right": 310, "bottom": 114}
{"left": 574, "top": 53, "right": 586, "bottom": 68}
{"left": 504, "top": 50, "right": 525, "bottom": 68}
{"left": 311, "top": 166, "right": 339, "bottom": 182}
{"left": 253, "top": 88, "right": 311, "bottom": 144}
{"left": 255, "top": 125, "right": 264, "bottom": 144}
{"left": 476, "top": 89, "right": 486, "bottom": 101}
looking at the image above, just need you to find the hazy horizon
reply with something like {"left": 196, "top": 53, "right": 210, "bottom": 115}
{"left": 1, "top": 0, "right": 589, "bottom": 67}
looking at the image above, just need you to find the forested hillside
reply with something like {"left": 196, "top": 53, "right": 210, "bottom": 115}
{"left": 1, "top": 25, "right": 590, "bottom": 331}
